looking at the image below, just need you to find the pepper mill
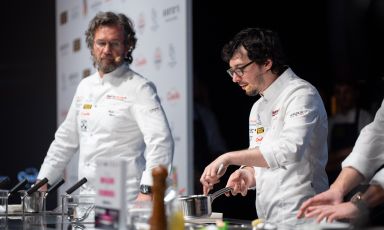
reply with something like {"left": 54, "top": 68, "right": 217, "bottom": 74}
{"left": 150, "top": 165, "right": 168, "bottom": 230}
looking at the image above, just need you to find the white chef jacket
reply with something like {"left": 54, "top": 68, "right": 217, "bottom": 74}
{"left": 37, "top": 64, "right": 174, "bottom": 200}
{"left": 342, "top": 99, "right": 384, "bottom": 186}
{"left": 249, "top": 68, "right": 329, "bottom": 225}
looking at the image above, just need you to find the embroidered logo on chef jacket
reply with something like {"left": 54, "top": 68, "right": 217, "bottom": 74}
{"left": 257, "top": 114, "right": 262, "bottom": 125}
{"left": 255, "top": 136, "right": 263, "bottom": 142}
{"left": 257, "top": 127, "right": 264, "bottom": 134}
{"left": 289, "top": 109, "right": 309, "bottom": 118}
{"left": 80, "top": 119, "right": 88, "bottom": 132}
{"left": 249, "top": 122, "right": 257, "bottom": 143}
{"left": 271, "top": 108, "right": 280, "bottom": 122}
{"left": 250, "top": 114, "right": 262, "bottom": 125}
{"left": 272, "top": 109, "right": 279, "bottom": 117}
{"left": 80, "top": 102, "right": 92, "bottom": 116}
{"left": 80, "top": 111, "right": 90, "bottom": 116}
{"left": 254, "top": 129, "right": 265, "bottom": 142}
{"left": 250, "top": 117, "right": 266, "bottom": 145}
{"left": 249, "top": 119, "right": 257, "bottom": 125}
{"left": 250, "top": 126, "right": 267, "bottom": 146}
{"left": 108, "top": 110, "right": 117, "bottom": 116}
{"left": 75, "top": 96, "right": 84, "bottom": 108}
{"left": 106, "top": 94, "right": 127, "bottom": 101}
{"left": 83, "top": 104, "right": 92, "bottom": 109}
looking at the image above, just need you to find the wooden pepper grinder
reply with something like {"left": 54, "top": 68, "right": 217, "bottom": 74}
{"left": 150, "top": 165, "right": 168, "bottom": 230}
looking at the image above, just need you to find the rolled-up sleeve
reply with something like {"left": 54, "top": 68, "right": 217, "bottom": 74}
{"left": 260, "top": 93, "right": 322, "bottom": 169}
{"left": 371, "top": 168, "right": 384, "bottom": 188}
{"left": 342, "top": 99, "right": 384, "bottom": 180}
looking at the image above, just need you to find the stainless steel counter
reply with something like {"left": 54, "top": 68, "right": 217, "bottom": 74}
{"left": 2, "top": 213, "right": 367, "bottom": 230}
{"left": 1, "top": 212, "right": 254, "bottom": 230}
{"left": 1, "top": 213, "right": 94, "bottom": 230}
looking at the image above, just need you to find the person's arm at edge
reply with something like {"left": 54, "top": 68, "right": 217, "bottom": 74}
{"left": 331, "top": 166, "right": 365, "bottom": 196}
{"left": 297, "top": 167, "right": 364, "bottom": 218}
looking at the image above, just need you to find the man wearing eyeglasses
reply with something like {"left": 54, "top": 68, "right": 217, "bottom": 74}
{"left": 200, "top": 28, "right": 328, "bottom": 226}
{"left": 37, "top": 12, "right": 174, "bottom": 202}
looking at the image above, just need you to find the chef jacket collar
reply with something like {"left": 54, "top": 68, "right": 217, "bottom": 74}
{"left": 97, "top": 63, "right": 128, "bottom": 83}
{"left": 261, "top": 67, "right": 293, "bottom": 102}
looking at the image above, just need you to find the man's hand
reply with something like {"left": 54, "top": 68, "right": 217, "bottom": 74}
{"left": 200, "top": 157, "right": 228, "bottom": 195}
{"left": 297, "top": 188, "right": 343, "bottom": 219}
{"left": 225, "top": 166, "right": 255, "bottom": 196}
{"left": 302, "top": 202, "right": 359, "bottom": 223}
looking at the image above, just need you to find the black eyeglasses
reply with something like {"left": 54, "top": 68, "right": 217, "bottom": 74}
{"left": 226, "top": 61, "right": 254, "bottom": 78}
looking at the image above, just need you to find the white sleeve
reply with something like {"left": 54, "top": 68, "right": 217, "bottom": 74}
{"left": 260, "top": 93, "right": 324, "bottom": 169}
{"left": 371, "top": 168, "right": 384, "bottom": 188}
{"left": 342, "top": 99, "right": 384, "bottom": 180}
{"left": 132, "top": 81, "right": 174, "bottom": 186}
{"left": 37, "top": 91, "right": 80, "bottom": 184}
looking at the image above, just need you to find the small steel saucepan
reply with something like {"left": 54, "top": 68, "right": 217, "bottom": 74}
{"left": 19, "top": 178, "right": 49, "bottom": 213}
{"left": 178, "top": 187, "right": 232, "bottom": 218}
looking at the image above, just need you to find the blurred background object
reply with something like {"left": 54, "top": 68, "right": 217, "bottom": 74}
{"left": 327, "top": 79, "right": 374, "bottom": 185}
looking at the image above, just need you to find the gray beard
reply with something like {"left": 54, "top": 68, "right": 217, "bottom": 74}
{"left": 93, "top": 56, "right": 122, "bottom": 74}
{"left": 98, "top": 63, "right": 118, "bottom": 73}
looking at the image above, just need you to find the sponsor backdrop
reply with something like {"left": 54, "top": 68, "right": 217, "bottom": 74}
{"left": 56, "top": 0, "right": 192, "bottom": 195}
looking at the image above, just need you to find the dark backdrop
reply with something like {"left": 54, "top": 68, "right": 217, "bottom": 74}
{"left": 1, "top": 1, "right": 56, "bottom": 207}
{"left": 1, "top": 0, "right": 384, "bottom": 219}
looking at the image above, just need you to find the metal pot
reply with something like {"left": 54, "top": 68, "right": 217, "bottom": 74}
{"left": 178, "top": 187, "right": 231, "bottom": 218}
{"left": 19, "top": 190, "right": 46, "bottom": 213}
{"left": 19, "top": 178, "right": 49, "bottom": 213}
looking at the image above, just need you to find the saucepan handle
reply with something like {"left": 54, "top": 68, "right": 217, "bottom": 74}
{"left": 65, "top": 177, "right": 87, "bottom": 195}
{"left": 210, "top": 187, "right": 232, "bottom": 201}
{"left": 27, "top": 177, "right": 48, "bottom": 195}
{"left": 8, "top": 179, "right": 28, "bottom": 196}
{"left": 47, "top": 178, "right": 65, "bottom": 195}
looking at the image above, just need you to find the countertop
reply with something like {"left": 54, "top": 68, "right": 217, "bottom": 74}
{"left": 1, "top": 212, "right": 254, "bottom": 230}
{"left": 0, "top": 211, "right": 372, "bottom": 230}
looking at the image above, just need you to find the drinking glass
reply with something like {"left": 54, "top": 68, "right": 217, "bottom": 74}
{"left": 62, "top": 194, "right": 95, "bottom": 224}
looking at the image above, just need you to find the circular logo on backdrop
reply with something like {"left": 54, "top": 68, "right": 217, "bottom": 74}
{"left": 17, "top": 167, "right": 39, "bottom": 188}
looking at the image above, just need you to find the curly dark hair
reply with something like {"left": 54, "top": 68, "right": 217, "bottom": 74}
{"left": 85, "top": 11, "right": 137, "bottom": 64}
{"left": 222, "top": 28, "right": 287, "bottom": 76}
